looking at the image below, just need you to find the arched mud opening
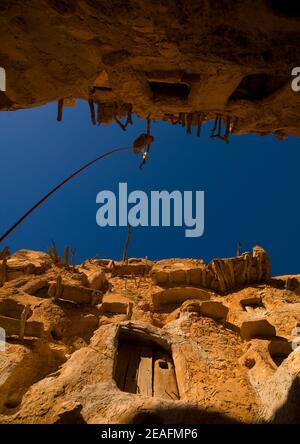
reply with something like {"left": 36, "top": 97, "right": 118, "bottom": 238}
{"left": 228, "top": 74, "right": 287, "bottom": 102}
{"left": 268, "top": 340, "right": 292, "bottom": 367}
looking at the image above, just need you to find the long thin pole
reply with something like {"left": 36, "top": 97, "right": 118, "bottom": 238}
{"left": 122, "top": 223, "right": 131, "bottom": 262}
{"left": 57, "top": 99, "right": 64, "bottom": 122}
{"left": 0, "top": 146, "right": 130, "bottom": 244}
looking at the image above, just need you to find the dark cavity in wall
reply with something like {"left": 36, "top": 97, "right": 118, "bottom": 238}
{"left": 240, "top": 297, "right": 265, "bottom": 312}
{"left": 148, "top": 81, "right": 191, "bottom": 101}
{"left": 267, "top": 0, "right": 300, "bottom": 18}
{"left": 32, "top": 286, "right": 50, "bottom": 298}
{"left": 228, "top": 74, "right": 287, "bottom": 102}
{"left": 90, "top": 86, "right": 113, "bottom": 93}
{"left": 268, "top": 340, "right": 292, "bottom": 367}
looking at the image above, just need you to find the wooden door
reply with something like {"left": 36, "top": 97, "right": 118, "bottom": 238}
{"left": 115, "top": 340, "right": 179, "bottom": 400}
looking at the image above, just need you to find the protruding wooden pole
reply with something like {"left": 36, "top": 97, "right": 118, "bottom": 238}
{"left": 122, "top": 223, "right": 131, "bottom": 263}
{"left": 71, "top": 247, "right": 76, "bottom": 271}
{"left": 63, "top": 246, "right": 69, "bottom": 267}
{"left": 125, "top": 104, "right": 133, "bottom": 127}
{"left": 126, "top": 301, "right": 133, "bottom": 320}
{"left": 197, "top": 113, "right": 204, "bottom": 138}
{"left": 180, "top": 112, "right": 186, "bottom": 128}
{"left": 97, "top": 102, "right": 101, "bottom": 124}
{"left": 19, "top": 305, "right": 30, "bottom": 342}
{"left": 88, "top": 99, "right": 96, "bottom": 125}
{"left": 186, "top": 113, "right": 192, "bottom": 134}
{"left": 223, "top": 116, "right": 231, "bottom": 144}
{"left": 210, "top": 114, "right": 218, "bottom": 138}
{"left": 52, "top": 240, "right": 60, "bottom": 263}
{"left": 114, "top": 115, "right": 126, "bottom": 131}
{"left": 0, "top": 246, "right": 9, "bottom": 260}
{"left": 0, "top": 258, "right": 7, "bottom": 287}
{"left": 217, "top": 114, "right": 222, "bottom": 139}
{"left": 52, "top": 274, "right": 63, "bottom": 302}
{"left": 57, "top": 99, "right": 64, "bottom": 122}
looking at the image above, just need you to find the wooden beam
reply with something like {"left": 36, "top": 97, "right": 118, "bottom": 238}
{"left": 137, "top": 346, "right": 153, "bottom": 396}
{"left": 153, "top": 350, "right": 179, "bottom": 400}
{"left": 124, "top": 345, "right": 140, "bottom": 394}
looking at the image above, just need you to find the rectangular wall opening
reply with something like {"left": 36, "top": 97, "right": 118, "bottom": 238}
{"left": 92, "top": 86, "right": 113, "bottom": 92}
{"left": 148, "top": 81, "right": 190, "bottom": 101}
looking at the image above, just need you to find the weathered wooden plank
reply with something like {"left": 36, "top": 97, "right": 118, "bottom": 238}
{"left": 124, "top": 345, "right": 140, "bottom": 394}
{"left": 137, "top": 346, "right": 153, "bottom": 396}
{"left": 153, "top": 350, "right": 179, "bottom": 400}
{"left": 115, "top": 343, "right": 131, "bottom": 391}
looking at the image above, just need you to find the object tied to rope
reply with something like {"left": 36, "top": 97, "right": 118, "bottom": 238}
{"left": 133, "top": 117, "right": 154, "bottom": 169}
{"left": 133, "top": 133, "right": 154, "bottom": 154}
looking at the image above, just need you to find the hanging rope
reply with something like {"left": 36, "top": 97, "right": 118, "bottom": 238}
{"left": 0, "top": 146, "right": 130, "bottom": 244}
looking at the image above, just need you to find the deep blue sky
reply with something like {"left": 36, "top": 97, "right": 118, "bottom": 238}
{"left": 0, "top": 100, "right": 299, "bottom": 276}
